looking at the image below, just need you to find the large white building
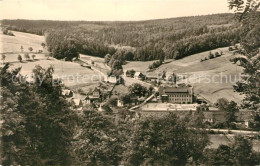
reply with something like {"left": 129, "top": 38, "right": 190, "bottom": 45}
{"left": 159, "top": 85, "right": 193, "bottom": 104}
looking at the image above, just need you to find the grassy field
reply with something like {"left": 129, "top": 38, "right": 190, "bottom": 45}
{"left": 1, "top": 31, "right": 245, "bottom": 104}
{"left": 124, "top": 47, "right": 245, "bottom": 104}
{"left": 0, "top": 31, "right": 46, "bottom": 53}
{"left": 0, "top": 31, "right": 101, "bottom": 89}
{"left": 123, "top": 60, "right": 157, "bottom": 72}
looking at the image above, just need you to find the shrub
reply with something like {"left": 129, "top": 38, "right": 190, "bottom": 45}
{"left": 32, "top": 54, "right": 36, "bottom": 60}
{"left": 24, "top": 53, "right": 30, "bottom": 60}
{"left": 149, "top": 60, "right": 162, "bottom": 69}
{"left": 215, "top": 52, "right": 221, "bottom": 57}
{"left": 18, "top": 55, "right": 22, "bottom": 62}
{"left": 209, "top": 52, "right": 214, "bottom": 59}
{"left": 107, "top": 96, "right": 118, "bottom": 107}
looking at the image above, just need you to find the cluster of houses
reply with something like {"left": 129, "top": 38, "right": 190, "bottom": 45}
{"left": 62, "top": 80, "right": 250, "bottom": 129}
{"left": 62, "top": 87, "right": 107, "bottom": 109}
{"left": 124, "top": 70, "right": 146, "bottom": 80}
{"left": 124, "top": 69, "right": 178, "bottom": 84}
{"left": 62, "top": 59, "right": 251, "bottom": 128}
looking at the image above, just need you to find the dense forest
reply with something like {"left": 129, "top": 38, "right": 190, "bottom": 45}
{"left": 2, "top": 14, "right": 240, "bottom": 61}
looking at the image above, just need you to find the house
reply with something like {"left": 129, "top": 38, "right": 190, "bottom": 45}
{"left": 196, "top": 96, "right": 208, "bottom": 104}
{"left": 204, "top": 112, "right": 215, "bottom": 123}
{"left": 71, "top": 98, "right": 83, "bottom": 108}
{"left": 62, "top": 89, "right": 73, "bottom": 98}
{"left": 84, "top": 87, "right": 102, "bottom": 104}
{"left": 202, "top": 107, "right": 225, "bottom": 124}
{"left": 81, "top": 64, "right": 91, "bottom": 69}
{"left": 124, "top": 70, "right": 135, "bottom": 78}
{"left": 146, "top": 75, "right": 158, "bottom": 82}
{"left": 117, "top": 99, "right": 124, "bottom": 107}
{"left": 159, "top": 85, "right": 193, "bottom": 104}
{"left": 134, "top": 72, "right": 146, "bottom": 80}
{"left": 104, "top": 75, "right": 119, "bottom": 84}
{"left": 236, "top": 110, "right": 252, "bottom": 128}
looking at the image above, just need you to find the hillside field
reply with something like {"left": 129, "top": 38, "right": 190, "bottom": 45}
{"left": 0, "top": 31, "right": 101, "bottom": 88}
{"left": 1, "top": 31, "right": 245, "bottom": 104}
{"left": 124, "top": 47, "right": 245, "bottom": 104}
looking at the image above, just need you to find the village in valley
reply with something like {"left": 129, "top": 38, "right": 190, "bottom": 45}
{"left": 0, "top": 1, "right": 260, "bottom": 164}
{"left": 0, "top": 27, "right": 258, "bottom": 146}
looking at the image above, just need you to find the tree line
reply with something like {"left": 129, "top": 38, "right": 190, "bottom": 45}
{"left": 3, "top": 14, "right": 240, "bottom": 61}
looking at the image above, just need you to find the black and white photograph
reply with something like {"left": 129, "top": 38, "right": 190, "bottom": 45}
{"left": 0, "top": 0, "right": 260, "bottom": 165}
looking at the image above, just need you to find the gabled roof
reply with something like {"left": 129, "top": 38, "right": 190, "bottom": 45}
{"left": 62, "top": 89, "right": 72, "bottom": 96}
{"left": 134, "top": 72, "right": 141, "bottom": 77}
{"left": 92, "top": 87, "right": 101, "bottom": 93}
{"left": 72, "top": 98, "right": 82, "bottom": 106}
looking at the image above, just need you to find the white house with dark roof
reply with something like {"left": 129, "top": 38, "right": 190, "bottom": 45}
{"left": 134, "top": 72, "right": 146, "bottom": 80}
{"left": 71, "top": 98, "right": 83, "bottom": 108}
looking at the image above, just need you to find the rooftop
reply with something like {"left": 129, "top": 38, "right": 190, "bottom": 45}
{"left": 159, "top": 85, "right": 193, "bottom": 94}
{"left": 164, "top": 87, "right": 190, "bottom": 93}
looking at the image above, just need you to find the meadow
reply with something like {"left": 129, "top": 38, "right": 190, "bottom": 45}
{"left": 123, "top": 47, "right": 245, "bottom": 104}
{"left": 0, "top": 31, "right": 101, "bottom": 89}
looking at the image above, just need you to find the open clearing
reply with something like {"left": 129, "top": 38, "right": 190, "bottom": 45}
{"left": 123, "top": 60, "right": 157, "bottom": 72}
{"left": 0, "top": 31, "right": 101, "bottom": 89}
{"left": 0, "top": 31, "right": 46, "bottom": 53}
{"left": 123, "top": 47, "right": 245, "bottom": 104}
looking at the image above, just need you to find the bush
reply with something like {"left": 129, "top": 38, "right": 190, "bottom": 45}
{"left": 32, "top": 54, "right": 36, "bottom": 60}
{"left": 2, "top": 29, "right": 8, "bottom": 35}
{"left": 24, "top": 53, "right": 30, "bottom": 60}
{"left": 149, "top": 60, "right": 162, "bottom": 69}
{"left": 209, "top": 52, "right": 214, "bottom": 59}
{"left": 18, "top": 55, "right": 22, "bottom": 62}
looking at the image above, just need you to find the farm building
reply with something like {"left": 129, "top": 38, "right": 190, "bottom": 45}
{"left": 159, "top": 85, "right": 193, "bottom": 104}
{"left": 85, "top": 87, "right": 102, "bottom": 104}
{"left": 71, "top": 98, "right": 83, "bottom": 108}
{"left": 203, "top": 107, "right": 225, "bottom": 124}
{"left": 134, "top": 72, "right": 146, "bottom": 80}
{"left": 146, "top": 75, "right": 158, "bottom": 82}
{"left": 117, "top": 99, "right": 124, "bottom": 107}
{"left": 104, "top": 75, "right": 120, "bottom": 84}
{"left": 62, "top": 89, "right": 73, "bottom": 98}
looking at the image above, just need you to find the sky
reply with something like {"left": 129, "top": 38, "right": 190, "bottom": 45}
{"left": 0, "top": 0, "right": 232, "bottom": 21}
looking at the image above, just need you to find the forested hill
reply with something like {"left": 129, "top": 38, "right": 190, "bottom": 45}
{"left": 1, "top": 13, "right": 240, "bottom": 61}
